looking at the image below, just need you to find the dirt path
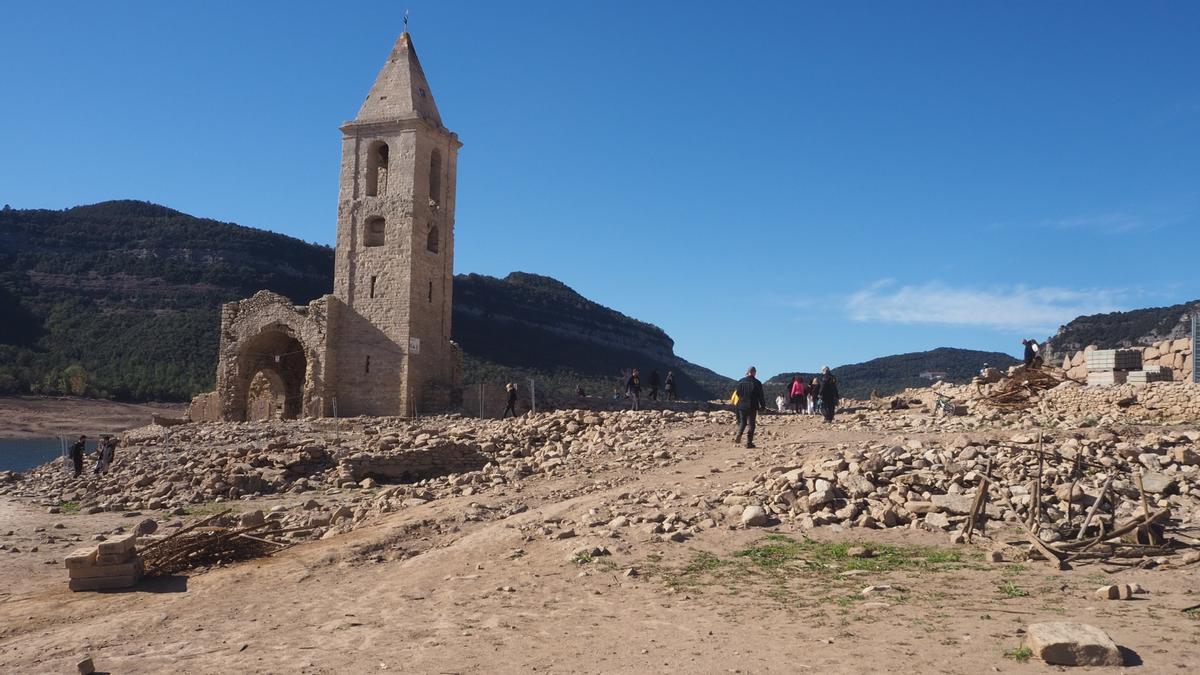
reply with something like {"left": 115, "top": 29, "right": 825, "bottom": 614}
{"left": 1, "top": 415, "right": 1197, "bottom": 673}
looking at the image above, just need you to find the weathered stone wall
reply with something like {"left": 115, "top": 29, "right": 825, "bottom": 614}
{"left": 1061, "top": 339, "right": 1193, "bottom": 382}
{"left": 336, "top": 442, "right": 488, "bottom": 484}
{"left": 206, "top": 291, "right": 331, "bottom": 421}
{"left": 187, "top": 392, "right": 221, "bottom": 423}
{"left": 1038, "top": 381, "right": 1200, "bottom": 422}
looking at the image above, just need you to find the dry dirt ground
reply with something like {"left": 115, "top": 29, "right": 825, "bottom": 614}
{"left": 0, "top": 397, "right": 186, "bottom": 439}
{"left": 1, "top": 413, "right": 1198, "bottom": 674}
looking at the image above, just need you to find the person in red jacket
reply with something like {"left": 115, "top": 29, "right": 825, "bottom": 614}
{"left": 789, "top": 376, "right": 806, "bottom": 414}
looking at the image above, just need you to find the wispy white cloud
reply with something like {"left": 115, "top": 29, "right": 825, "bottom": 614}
{"left": 845, "top": 280, "right": 1128, "bottom": 333}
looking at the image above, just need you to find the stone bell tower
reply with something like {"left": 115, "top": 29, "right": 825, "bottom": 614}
{"left": 330, "top": 31, "right": 462, "bottom": 416}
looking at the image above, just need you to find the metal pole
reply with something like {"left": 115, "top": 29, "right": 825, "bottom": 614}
{"left": 1192, "top": 313, "right": 1198, "bottom": 384}
{"left": 530, "top": 378, "right": 536, "bottom": 414}
{"left": 332, "top": 397, "right": 339, "bottom": 444}
{"left": 479, "top": 383, "right": 484, "bottom": 418}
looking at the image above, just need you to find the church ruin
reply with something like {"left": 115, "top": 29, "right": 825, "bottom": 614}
{"left": 190, "top": 31, "right": 462, "bottom": 421}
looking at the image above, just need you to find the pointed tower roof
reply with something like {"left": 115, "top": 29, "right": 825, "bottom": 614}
{"left": 354, "top": 32, "right": 443, "bottom": 127}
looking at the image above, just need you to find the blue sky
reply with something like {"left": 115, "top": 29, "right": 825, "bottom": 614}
{"left": 2, "top": 2, "right": 1198, "bottom": 379}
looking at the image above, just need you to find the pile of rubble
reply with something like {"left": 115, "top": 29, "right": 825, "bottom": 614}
{"left": 1060, "top": 339, "right": 1193, "bottom": 383}
{"left": 718, "top": 428, "right": 1200, "bottom": 547}
{"left": 1037, "top": 381, "right": 1200, "bottom": 426}
{"left": 3, "top": 409, "right": 729, "bottom": 545}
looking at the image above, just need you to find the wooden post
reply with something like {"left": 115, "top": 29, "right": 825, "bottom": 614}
{"left": 1075, "top": 474, "right": 1113, "bottom": 541}
{"left": 965, "top": 458, "right": 993, "bottom": 542}
{"left": 1133, "top": 469, "right": 1161, "bottom": 545}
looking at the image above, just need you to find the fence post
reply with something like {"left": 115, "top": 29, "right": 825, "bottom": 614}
{"left": 479, "top": 383, "right": 484, "bottom": 418}
{"left": 530, "top": 378, "right": 537, "bottom": 414}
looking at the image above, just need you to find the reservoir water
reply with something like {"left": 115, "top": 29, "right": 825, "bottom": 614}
{"left": 0, "top": 438, "right": 95, "bottom": 473}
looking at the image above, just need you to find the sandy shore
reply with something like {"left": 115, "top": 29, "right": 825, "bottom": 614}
{"left": 0, "top": 397, "right": 186, "bottom": 439}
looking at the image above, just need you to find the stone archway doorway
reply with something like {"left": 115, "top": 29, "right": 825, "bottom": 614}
{"left": 235, "top": 327, "right": 308, "bottom": 421}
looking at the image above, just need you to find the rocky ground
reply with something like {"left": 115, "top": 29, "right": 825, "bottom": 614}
{"left": 2, "top": 389, "right": 1200, "bottom": 673}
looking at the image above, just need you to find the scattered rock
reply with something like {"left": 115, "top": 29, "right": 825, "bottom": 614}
{"left": 1024, "top": 622, "right": 1123, "bottom": 667}
{"left": 740, "top": 505, "right": 768, "bottom": 527}
{"left": 1094, "top": 584, "right": 1133, "bottom": 600}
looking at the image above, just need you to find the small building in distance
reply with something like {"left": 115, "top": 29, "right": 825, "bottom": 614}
{"left": 190, "top": 30, "right": 462, "bottom": 422}
{"left": 919, "top": 371, "right": 949, "bottom": 381}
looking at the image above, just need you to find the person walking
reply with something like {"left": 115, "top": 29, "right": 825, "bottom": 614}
{"left": 789, "top": 376, "right": 806, "bottom": 414}
{"left": 106, "top": 436, "right": 117, "bottom": 470}
{"left": 733, "top": 366, "right": 766, "bottom": 448}
{"left": 625, "top": 369, "right": 642, "bottom": 410}
{"left": 664, "top": 372, "right": 677, "bottom": 401}
{"left": 69, "top": 435, "right": 87, "bottom": 478}
{"left": 502, "top": 383, "right": 519, "bottom": 418}
{"left": 818, "top": 367, "right": 840, "bottom": 423}
{"left": 647, "top": 370, "right": 661, "bottom": 401}
{"left": 1022, "top": 339, "right": 1036, "bottom": 368}
{"left": 808, "top": 377, "right": 821, "bottom": 415}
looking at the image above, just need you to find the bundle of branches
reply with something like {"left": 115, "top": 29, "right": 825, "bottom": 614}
{"left": 974, "top": 367, "right": 1074, "bottom": 410}
{"left": 139, "top": 510, "right": 309, "bottom": 576}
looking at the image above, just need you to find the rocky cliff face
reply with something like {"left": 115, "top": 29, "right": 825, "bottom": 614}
{"left": 454, "top": 273, "right": 676, "bottom": 365}
{"left": 1045, "top": 301, "right": 1199, "bottom": 358}
{"left": 452, "top": 272, "right": 728, "bottom": 399}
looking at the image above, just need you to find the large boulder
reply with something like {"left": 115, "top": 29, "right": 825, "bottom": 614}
{"left": 1025, "top": 622, "right": 1123, "bottom": 667}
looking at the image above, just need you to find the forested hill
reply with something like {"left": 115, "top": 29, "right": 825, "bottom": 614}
{"left": 767, "top": 347, "right": 1021, "bottom": 400}
{"left": 0, "top": 201, "right": 730, "bottom": 401}
{"left": 1044, "top": 300, "right": 1199, "bottom": 358}
{"left": 0, "top": 201, "right": 334, "bottom": 400}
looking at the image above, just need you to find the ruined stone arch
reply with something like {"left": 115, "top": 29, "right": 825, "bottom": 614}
{"left": 214, "top": 291, "right": 327, "bottom": 422}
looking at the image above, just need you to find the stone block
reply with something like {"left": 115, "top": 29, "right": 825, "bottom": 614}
{"left": 69, "top": 574, "right": 141, "bottom": 592}
{"left": 64, "top": 547, "right": 98, "bottom": 570}
{"left": 96, "top": 552, "right": 132, "bottom": 566}
{"left": 68, "top": 560, "right": 143, "bottom": 580}
{"left": 1025, "top": 622, "right": 1123, "bottom": 666}
{"left": 96, "top": 533, "right": 137, "bottom": 557}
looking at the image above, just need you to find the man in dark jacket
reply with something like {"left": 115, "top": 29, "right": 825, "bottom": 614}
{"left": 647, "top": 370, "right": 661, "bottom": 401}
{"left": 1022, "top": 339, "right": 1036, "bottom": 368}
{"left": 69, "top": 435, "right": 87, "bottom": 477}
{"left": 819, "top": 367, "right": 840, "bottom": 423}
{"left": 733, "top": 367, "right": 767, "bottom": 448}
{"left": 664, "top": 372, "right": 676, "bottom": 400}
{"left": 626, "top": 369, "right": 642, "bottom": 410}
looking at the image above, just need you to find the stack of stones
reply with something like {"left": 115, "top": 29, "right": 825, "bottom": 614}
{"left": 1084, "top": 349, "right": 1143, "bottom": 386}
{"left": 1060, "top": 339, "right": 1193, "bottom": 384}
{"left": 65, "top": 533, "right": 143, "bottom": 591}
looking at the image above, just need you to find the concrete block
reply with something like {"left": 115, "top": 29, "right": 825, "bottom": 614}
{"left": 64, "top": 547, "right": 98, "bottom": 570}
{"left": 67, "top": 560, "right": 143, "bottom": 580}
{"left": 96, "top": 533, "right": 137, "bottom": 556}
{"left": 69, "top": 573, "right": 141, "bottom": 592}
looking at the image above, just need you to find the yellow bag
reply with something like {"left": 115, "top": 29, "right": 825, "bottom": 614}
{"left": 730, "top": 389, "right": 739, "bottom": 405}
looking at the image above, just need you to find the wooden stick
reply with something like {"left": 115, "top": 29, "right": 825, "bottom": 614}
{"left": 1065, "top": 455, "right": 1081, "bottom": 525}
{"left": 1075, "top": 475, "right": 1112, "bottom": 541}
{"left": 1133, "top": 469, "right": 1162, "bottom": 546}
{"left": 1056, "top": 508, "right": 1170, "bottom": 552}
{"left": 137, "top": 509, "right": 232, "bottom": 553}
{"left": 1018, "top": 519, "right": 1067, "bottom": 570}
{"left": 965, "top": 458, "right": 993, "bottom": 542}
